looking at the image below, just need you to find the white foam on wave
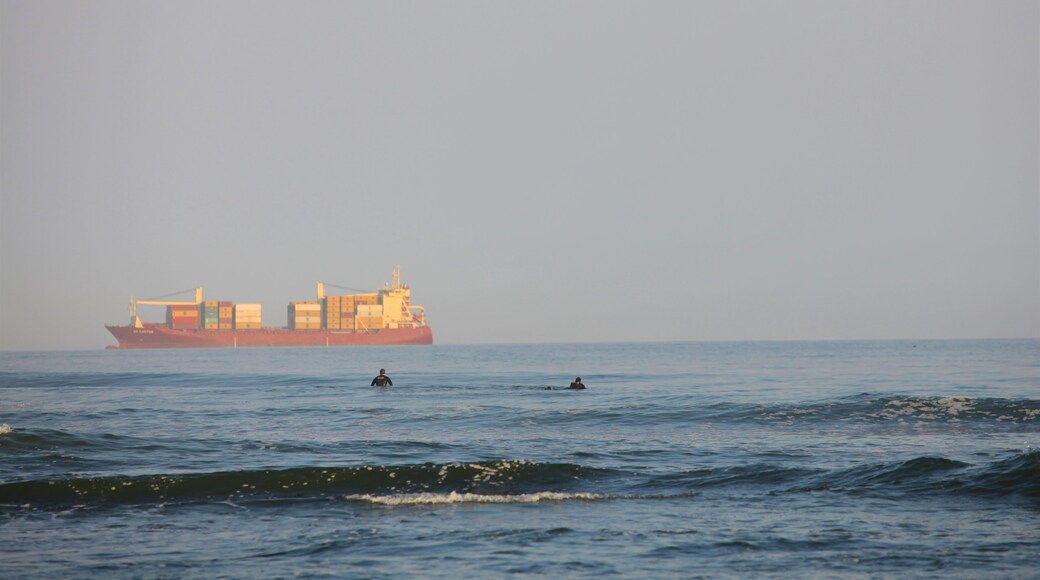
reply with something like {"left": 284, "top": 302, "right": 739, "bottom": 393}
{"left": 936, "top": 396, "right": 975, "bottom": 414}
{"left": 343, "top": 490, "right": 606, "bottom": 506}
{"left": 881, "top": 397, "right": 977, "bottom": 420}
{"left": 0, "top": 424, "right": 11, "bottom": 435}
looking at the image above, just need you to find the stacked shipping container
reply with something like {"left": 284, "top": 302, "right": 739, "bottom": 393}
{"left": 323, "top": 294, "right": 358, "bottom": 330}
{"left": 202, "top": 301, "right": 234, "bottom": 329}
{"left": 352, "top": 294, "right": 379, "bottom": 331}
{"left": 167, "top": 305, "right": 200, "bottom": 329}
{"left": 233, "top": 304, "right": 262, "bottom": 329}
{"left": 325, "top": 295, "right": 343, "bottom": 330}
{"left": 322, "top": 293, "right": 382, "bottom": 331}
{"left": 356, "top": 304, "right": 383, "bottom": 331}
{"left": 202, "top": 302, "right": 219, "bottom": 330}
{"left": 219, "top": 302, "right": 232, "bottom": 330}
{"left": 288, "top": 302, "right": 321, "bottom": 330}
{"left": 159, "top": 292, "right": 400, "bottom": 332}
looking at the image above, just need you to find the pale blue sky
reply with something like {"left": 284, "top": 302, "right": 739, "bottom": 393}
{"left": 2, "top": 1, "right": 1038, "bottom": 350}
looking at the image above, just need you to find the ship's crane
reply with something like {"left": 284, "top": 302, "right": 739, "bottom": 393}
{"left": 316, "top": 281, "right": 374, "bottom": 300}
{"left": 129, "top": 287, "right": 203, "bottom": 328}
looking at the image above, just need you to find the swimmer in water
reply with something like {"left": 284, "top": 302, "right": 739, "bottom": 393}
{"left": 567, "top": 377, "right": 586, "bottom": 390}
{"left": 371, "top": 369, "right": 392, "bottom": 387}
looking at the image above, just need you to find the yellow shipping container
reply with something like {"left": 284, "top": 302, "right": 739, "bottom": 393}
{"left": 353, "top": 294, "right": 378, "bottom": 306}
{"left": 357, "top": 305, "right": 383, "bottom": 316}
{"left": 355, "top": 316, "right": 382, "bottom": 330}
{"left": 204, "top": 301, "right": 218, "bottom": 308}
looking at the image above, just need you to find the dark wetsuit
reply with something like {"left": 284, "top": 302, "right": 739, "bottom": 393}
{"left": 568, "top": 381, "right": 586, "bottom": 390}
{"left": 371, "top": 374, "right": 392, "bottom": 387}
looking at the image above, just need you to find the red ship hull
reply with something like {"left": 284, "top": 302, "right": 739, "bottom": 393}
{"left": 106, "top": 323, "right": 433, "bottom": 349}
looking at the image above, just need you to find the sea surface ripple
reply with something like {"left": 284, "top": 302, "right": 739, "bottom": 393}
{"left": 1, "top": 340, "right": 1038, "bottom": 578}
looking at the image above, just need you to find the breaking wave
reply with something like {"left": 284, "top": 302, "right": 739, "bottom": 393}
{"left": 0, "top": 460, "right": 610, "bottom": 506}
{"left": 2, "top": 451, "right": 1037, "bottom": 509}
{"left": 344, "top": 491, "right": 607, "bottom": 505}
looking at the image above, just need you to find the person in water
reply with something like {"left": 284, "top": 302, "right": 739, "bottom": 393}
{"left": 371, "top": 369, "right": 393, "bottom": 387}
{"left": 568, "top": 377, "right": 586, "bottom": 390}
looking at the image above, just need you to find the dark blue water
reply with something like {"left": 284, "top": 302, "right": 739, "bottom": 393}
{"left": 2, "top": 340, "right": 1038, "bottom": 577}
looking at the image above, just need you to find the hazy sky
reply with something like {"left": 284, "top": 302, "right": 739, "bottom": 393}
{"left": 2, "top": 1, "right": 1038, "bottom": 350}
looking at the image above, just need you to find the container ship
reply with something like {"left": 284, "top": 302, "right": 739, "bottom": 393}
{"left": 106, "top": 267, "right": 432, "bottom": 349}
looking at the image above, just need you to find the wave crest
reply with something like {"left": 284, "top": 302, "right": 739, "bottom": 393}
{"left": 344, "top": 491, "right": 606, "bottom": 505}
{"left": 0, "top": 459, "right": 606, "bottom": 506}
{"left": 2, "top": 451, "right": 1036, "bottom": 509}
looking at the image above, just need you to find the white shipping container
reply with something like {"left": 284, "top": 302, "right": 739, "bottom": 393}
{"left": 357, "top": 305, "right": 383, "bottom": 316}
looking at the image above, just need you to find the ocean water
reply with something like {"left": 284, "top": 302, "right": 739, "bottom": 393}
{"left": 1, "top": 340, "right": 1038, "bottom": 578}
